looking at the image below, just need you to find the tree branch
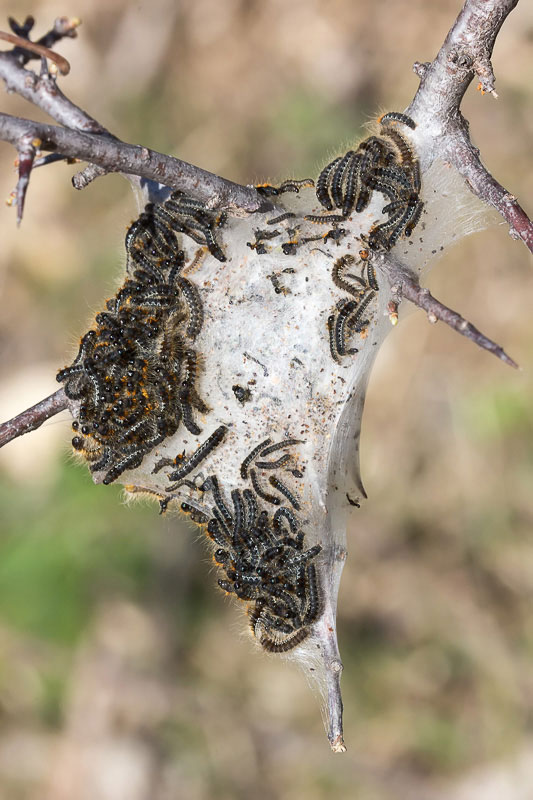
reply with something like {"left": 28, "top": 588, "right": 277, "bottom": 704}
{"left": 0, "top": 51, "right": 107, "bottom": 133}
{"left": 408, "top": 0, "right": 518, "bottom": 123}
{"left": 0, "top": 112, "right": 264, "bottom": 213}
{"left": 0, "top": 34, "right": 265, "bottom": 214}
{"left": 374, "top": 250, "right": 519, "bottom": 369}
{"left": 6, "top": 14, "right": 80, "bottom": 68}
{"left": 0, "top": 388, "right": 67, "bottom": 449}
{"left": 407, "top": 0, "right": 533, "bottom": 254}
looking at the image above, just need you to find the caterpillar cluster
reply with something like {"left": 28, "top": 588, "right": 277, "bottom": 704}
{"left": 315, "top": 111, "right": 423, "bottom": 250}
{"left": 144, "top": 190, "right": 227, "bottom": 263}
{"left": 56, "top": 195, "right": 211, "bottom": 485}
{"left": 203, "top": 466, "right": 321, "bottom": 652}
{"left": 328, "top": 250, "right": 379, "bottom": 361}
{"left": 164, "top": 437, "right": 321, "bottom": 652}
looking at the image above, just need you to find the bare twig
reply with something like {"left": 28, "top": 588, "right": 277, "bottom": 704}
{"left": 0, "top": 112, "right": 264, "bottom": 213}
{"left": 0, "top": 30, "right": 70, "bottom": 74}
{"left": 374, "top": 250, "right": 519, "bottom": 369}
{"left": 0, "top": 36, "right": 265, "bottom": 213}
{"left": 7, "top": 15, "right": 79, "bottom": 66}
{"left": 71, "top": 163, "right": 108, "bottom": 189}
{"left": 33, "top": 152, "right": 78, "bottom": 168}
{"left": 0, "top": 388, "right": 67, "bottom": 449}
{"left": 0, "top": 52, "right": 107, "bottom": 134}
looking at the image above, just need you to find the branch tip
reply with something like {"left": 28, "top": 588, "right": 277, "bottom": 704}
{"left": 400, "top": 280, "right": 519, "bottom": 369}
{"left": 0, "top": 388, "right": 68, "bottom": 449}
{"left": 72, "top": 163, "right": 108, "bottom": 190}
{"left": 377, "top": 253, "right": 518, "bottom": 369}
{"left": 330, "top": 735, "right": 347, "bottom": 754}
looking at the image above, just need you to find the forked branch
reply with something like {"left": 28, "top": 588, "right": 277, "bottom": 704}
{"left": 0, "top": 17, "right": 264, "bottom": 214}
{"left": 407, "top": 0, "right": 533, "bottom": 253}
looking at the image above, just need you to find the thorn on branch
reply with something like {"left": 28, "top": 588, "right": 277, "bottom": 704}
{"left": 0, "top": 388, "right": 68, "bottom": 449}
{"left": 375, "top": 252, "right": 518, "bottom": 369}
{"left": 398, "top": 278, "right": 518, "bottom": 369}
{"left": 15, "top": 133, "right": 39, "bottom": 224}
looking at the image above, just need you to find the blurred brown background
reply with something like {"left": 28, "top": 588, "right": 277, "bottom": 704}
{"left": 0, "top": 1, "right": 532, "bottom": 798}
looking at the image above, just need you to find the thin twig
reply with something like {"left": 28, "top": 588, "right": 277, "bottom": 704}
{"left": 8, "top": 15, "right": 80, "bottom": 66}
{"left": 0, "top": 388, "right": 68, "bottom": 449}
{"left": 33, "top": 152, "right": 78, "bottom": 168}
{"left": 0, "top": 30, "right": 70, "bottom": 74}
{"left": 71, "top": 163, "right": 108, "bottom": 189}
{"left": 374, "top": 250, "right": 519, "bottom": 369}
{"left": 0, "top": 47, "right": 265, "bottom": 213}
{"left": 0, "top": 112, "right": 265, "bottom": 213}
{"left": 0, "top": 51, "right": 107, "bottom": 133}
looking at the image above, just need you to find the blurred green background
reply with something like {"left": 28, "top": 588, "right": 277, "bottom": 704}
{"left": 0, "top": 1, "right": 532, "bottom": 798}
